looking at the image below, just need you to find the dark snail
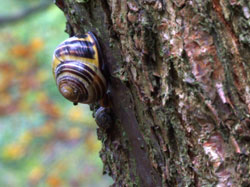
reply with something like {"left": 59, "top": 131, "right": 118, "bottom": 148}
{"left": 95, "top": 107, "right": 112, "bottom": 129}
{"left": 52, "top": 31, "right": 107, "bottom": 106}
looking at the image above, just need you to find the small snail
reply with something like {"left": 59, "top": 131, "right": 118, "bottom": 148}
{"left": 52, "top": 31, "right": 107, "bottom": 106}
{"left": 95, "top": 107, "right": 112, "bottom": 130}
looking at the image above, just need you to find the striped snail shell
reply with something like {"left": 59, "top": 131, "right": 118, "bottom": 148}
{"left": 52, "top": 32, "right": 107, "bottom": 105}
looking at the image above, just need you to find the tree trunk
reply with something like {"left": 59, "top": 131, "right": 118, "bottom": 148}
{"left": 55, "top": 0, "right": 250, "bottom": 186}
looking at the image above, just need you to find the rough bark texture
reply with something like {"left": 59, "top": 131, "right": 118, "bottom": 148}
{"left": 55, "top": 0, "right": 250, "bottom": 186}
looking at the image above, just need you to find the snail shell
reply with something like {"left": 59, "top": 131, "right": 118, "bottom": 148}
{"left": 95, "top": 107, "right": 112, "bottom": 129}
{"left": 52, "top": 32, "right": 107, "bottom": 105}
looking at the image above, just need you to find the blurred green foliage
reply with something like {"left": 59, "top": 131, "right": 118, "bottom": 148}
{"left": 0, "top": 0, "right": 112, "bottom": 186}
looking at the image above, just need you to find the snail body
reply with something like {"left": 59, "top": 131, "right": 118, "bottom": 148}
{"left": 52, "top": 32, "right": 107, "bottom": 105}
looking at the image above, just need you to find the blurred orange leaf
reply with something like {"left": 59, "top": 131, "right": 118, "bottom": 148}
{"left": 30, "top": 37, "right": 44, "bottom": 52}
{"left": 10, "top": 44, "right": 31, "bottom": 58}
{"left": 47, "top": 175, "right": 62, "bottom": 187}
{"left": 9, "top": 37, "right": 44, "bottom": 59}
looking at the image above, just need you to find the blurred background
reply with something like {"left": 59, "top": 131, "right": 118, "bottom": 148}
{"left": 0, "top": 0, "right": 112, "bottom": 186}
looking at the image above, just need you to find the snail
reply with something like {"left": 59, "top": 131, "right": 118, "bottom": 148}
{"left": 52, "top": 31, "right": 107, "bottom": 106}
{"left": 95, "top": 107, "right": 112, "bottom": 130}
{"left": 52, "top": 31, "right": 112, "bottom": 129}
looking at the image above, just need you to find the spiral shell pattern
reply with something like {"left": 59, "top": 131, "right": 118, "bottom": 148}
{"left": 52, "top": 32, "right": 107, "bottom": 104}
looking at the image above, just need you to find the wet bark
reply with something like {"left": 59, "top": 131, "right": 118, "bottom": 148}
{"left": 55, "top": 0, "right": 250, "bottom": 186}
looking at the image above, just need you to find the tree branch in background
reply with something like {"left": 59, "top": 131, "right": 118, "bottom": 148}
{"left": 0, "top": 1, "right": 52, "bottom": 26}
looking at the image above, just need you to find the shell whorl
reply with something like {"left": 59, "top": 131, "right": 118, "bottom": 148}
{"left": 52, "top": 32, "right": 107, "bottom": 104}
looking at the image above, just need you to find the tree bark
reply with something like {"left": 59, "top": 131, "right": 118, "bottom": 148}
{"left": 55, "top": 0, "right": 250, "bottom": 186}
